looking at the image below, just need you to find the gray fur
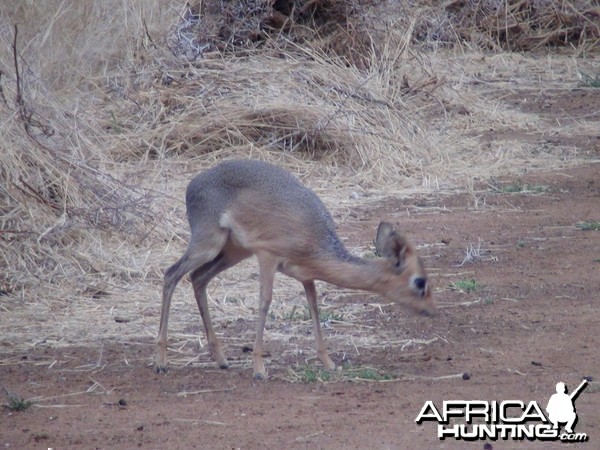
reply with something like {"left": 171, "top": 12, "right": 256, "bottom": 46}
{"left": 186, "top": 159, "right": 359, "bottom": 262}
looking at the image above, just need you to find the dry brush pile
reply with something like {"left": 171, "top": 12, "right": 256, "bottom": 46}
{"left": 414, "top": 0, "right": 599, "bottom": 51}
{"left": 1, "top": 0, "right": 597, "bottom": 360}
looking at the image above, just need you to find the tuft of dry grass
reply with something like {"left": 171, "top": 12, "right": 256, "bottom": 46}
{"left": 411, "top": 0, "right": 600, "bottom": 52}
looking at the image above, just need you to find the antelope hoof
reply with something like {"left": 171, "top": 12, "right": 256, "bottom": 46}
{"left": 320, "top": 355, "right": 336, "bottom": 372}
{"left": 219, "top": 362, "right": 230, "bottom": 370}
{"left": 253, "top": 371, "right": 267, "bottom": 381}
{"left": 154, "top": 363, "right": 168, "bottom": 374}
{"left": 420, "top": 308, "right": 434, "bottom": 317}
{"left": 323, "top": 362, "right": 337, "bottom": 372}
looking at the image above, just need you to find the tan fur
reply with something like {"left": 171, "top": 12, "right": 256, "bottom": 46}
{"left": 155, "top": 160, "right": 432, "bottom": 379}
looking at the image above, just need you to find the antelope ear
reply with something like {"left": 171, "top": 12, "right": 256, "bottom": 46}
{"left": 375, "top": 222, "right": 410, "bottom": 267}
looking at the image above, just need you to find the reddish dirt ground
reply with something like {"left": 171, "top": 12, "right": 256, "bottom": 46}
{"left": 1, "top": 163, "right": 598, "bottom": 449}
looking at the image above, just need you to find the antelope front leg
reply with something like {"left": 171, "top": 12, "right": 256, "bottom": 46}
{"left": 253, "top": 255, "right": 277, "bottom": 380}
{"left": 304, "top": 281, "right": 336, "bottom": 371}
{"left": 155, "top": 259, "right": 185, "bottom": 372}
{"left": 192, "top": 278, "right": 229, "bottom": 369}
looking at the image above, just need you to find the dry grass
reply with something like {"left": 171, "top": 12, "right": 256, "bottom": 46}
{"left": 412, "top": 0, "right": 599, "bottom": 53}
{"left": 0, "top": 1, "right": 597, "bottom": 369}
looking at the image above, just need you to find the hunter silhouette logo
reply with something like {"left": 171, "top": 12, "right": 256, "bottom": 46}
{"left": 415, "top": 379, "right": 589, "bottom": 442}
{"left": 546, "top": 380, "right": 587, "bottom": 434}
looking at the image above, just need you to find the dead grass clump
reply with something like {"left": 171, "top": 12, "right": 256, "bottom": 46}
{"left": 169, "top": 0, "right": 383, "bottom": 65}
{"left": 0, "top": 0, "right": 169, "bottom": 96}
{"left": 0, "top": 6, "right": 175, "bottom": 309}
{"left": 160, "top": 105, "right": 355, "bottom": 161}
{"left": 0, "top": 62, "right": 158, "bottom": 236}
{"left": 102, "top": 31, "right": 445, "bottom": 181}
{"left": 172, "top": 0, "right": 599, "bottom": 61}
{"left": 413, "top": 0, "right": 600, "bottom": 51}
{"left": 0, "top": 98, "right": 164, "bottom": 307}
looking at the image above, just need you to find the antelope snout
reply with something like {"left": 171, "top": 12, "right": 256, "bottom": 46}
{"left": 408, "top": 275, "right": 435, "bottom": 315}
{"left": 410, "top": 275, "right": 429, "bottom": 297}
{"left": 413, "top": 277, "right": 427, "bottom": 293}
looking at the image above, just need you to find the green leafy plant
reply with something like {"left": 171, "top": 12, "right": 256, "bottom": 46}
{"left": 580, "top": 71, "right": 600, "bottom": 88}
{"left": 450, "top": 279, "right": 481, "bottom": 293}
{"left": 576, "top": 221, "right": 600, "bottom": 231}
{"left": 497, "top": 180, "right": 548, "bottom": 194}
{"left": 346, "top": 367, "right": 395, "bottom": 381}
{"left": 2, "top": 392, "right": 33, "bottom": 412}
{"left": 290, "top": 365, "right": 396, "bottom": 383}
{"left": 297, "top": 366, "right": 332, "bottom": 383}
{"left": 284, "top": 306, "right": 344, "bottom": 322}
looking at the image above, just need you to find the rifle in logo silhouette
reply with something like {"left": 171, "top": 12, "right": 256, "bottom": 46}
{"left": 569, "top": 379, "right": 588, "bottom": 400}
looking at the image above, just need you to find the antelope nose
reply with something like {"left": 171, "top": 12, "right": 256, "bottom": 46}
{"left": 414, "top": 277, "right": 427, "bottom": 292}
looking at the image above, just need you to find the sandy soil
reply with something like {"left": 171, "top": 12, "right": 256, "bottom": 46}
{"left": 2, "top": 67, "right": 600, "bottom": 449}
{"left": 2, "top": 161, "right": 598, "bottom": 449}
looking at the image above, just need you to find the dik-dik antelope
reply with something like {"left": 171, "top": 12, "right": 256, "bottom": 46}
{"left": 156, "top": 159, "right": 433, "bottom": 379}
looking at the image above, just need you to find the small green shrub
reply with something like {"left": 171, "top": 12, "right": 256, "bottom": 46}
{"left": 3, "top": 393, "right": 33, "bottom": 412}
{"left": 576, "top": 221, "right": 600, "bottom": 231}
{"left": 450, "top": 279, "right": 481, "bottom": 293}
{"left": 580, "top": 72, "right": 600, "bottom": 88}
{"left": 498, "top": 180, "right": 548, "bottom": 193}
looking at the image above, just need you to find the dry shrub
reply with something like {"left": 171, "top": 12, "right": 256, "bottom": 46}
{"left": 104, "top": 32, "right": 444, "bottom": 181}
{"left": 0, "top": 2, "right": 176, "bottom": 302}
{"left": 171, "top": 0, "right": 599, "bottom": 66}
{"left": 170, "top": 0, "right": 384, "bottom": 65}
{"left": 0, "top": 89, "right": 156, "bottom": 235}
{"left": 413, "top": 0, "right": 600, "bottom": 51}
{"left": 161, "top": 105, "right": 355, "bottom": 160}
{"left": 0, "top": 88, "right": 166, "bottom": 305}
